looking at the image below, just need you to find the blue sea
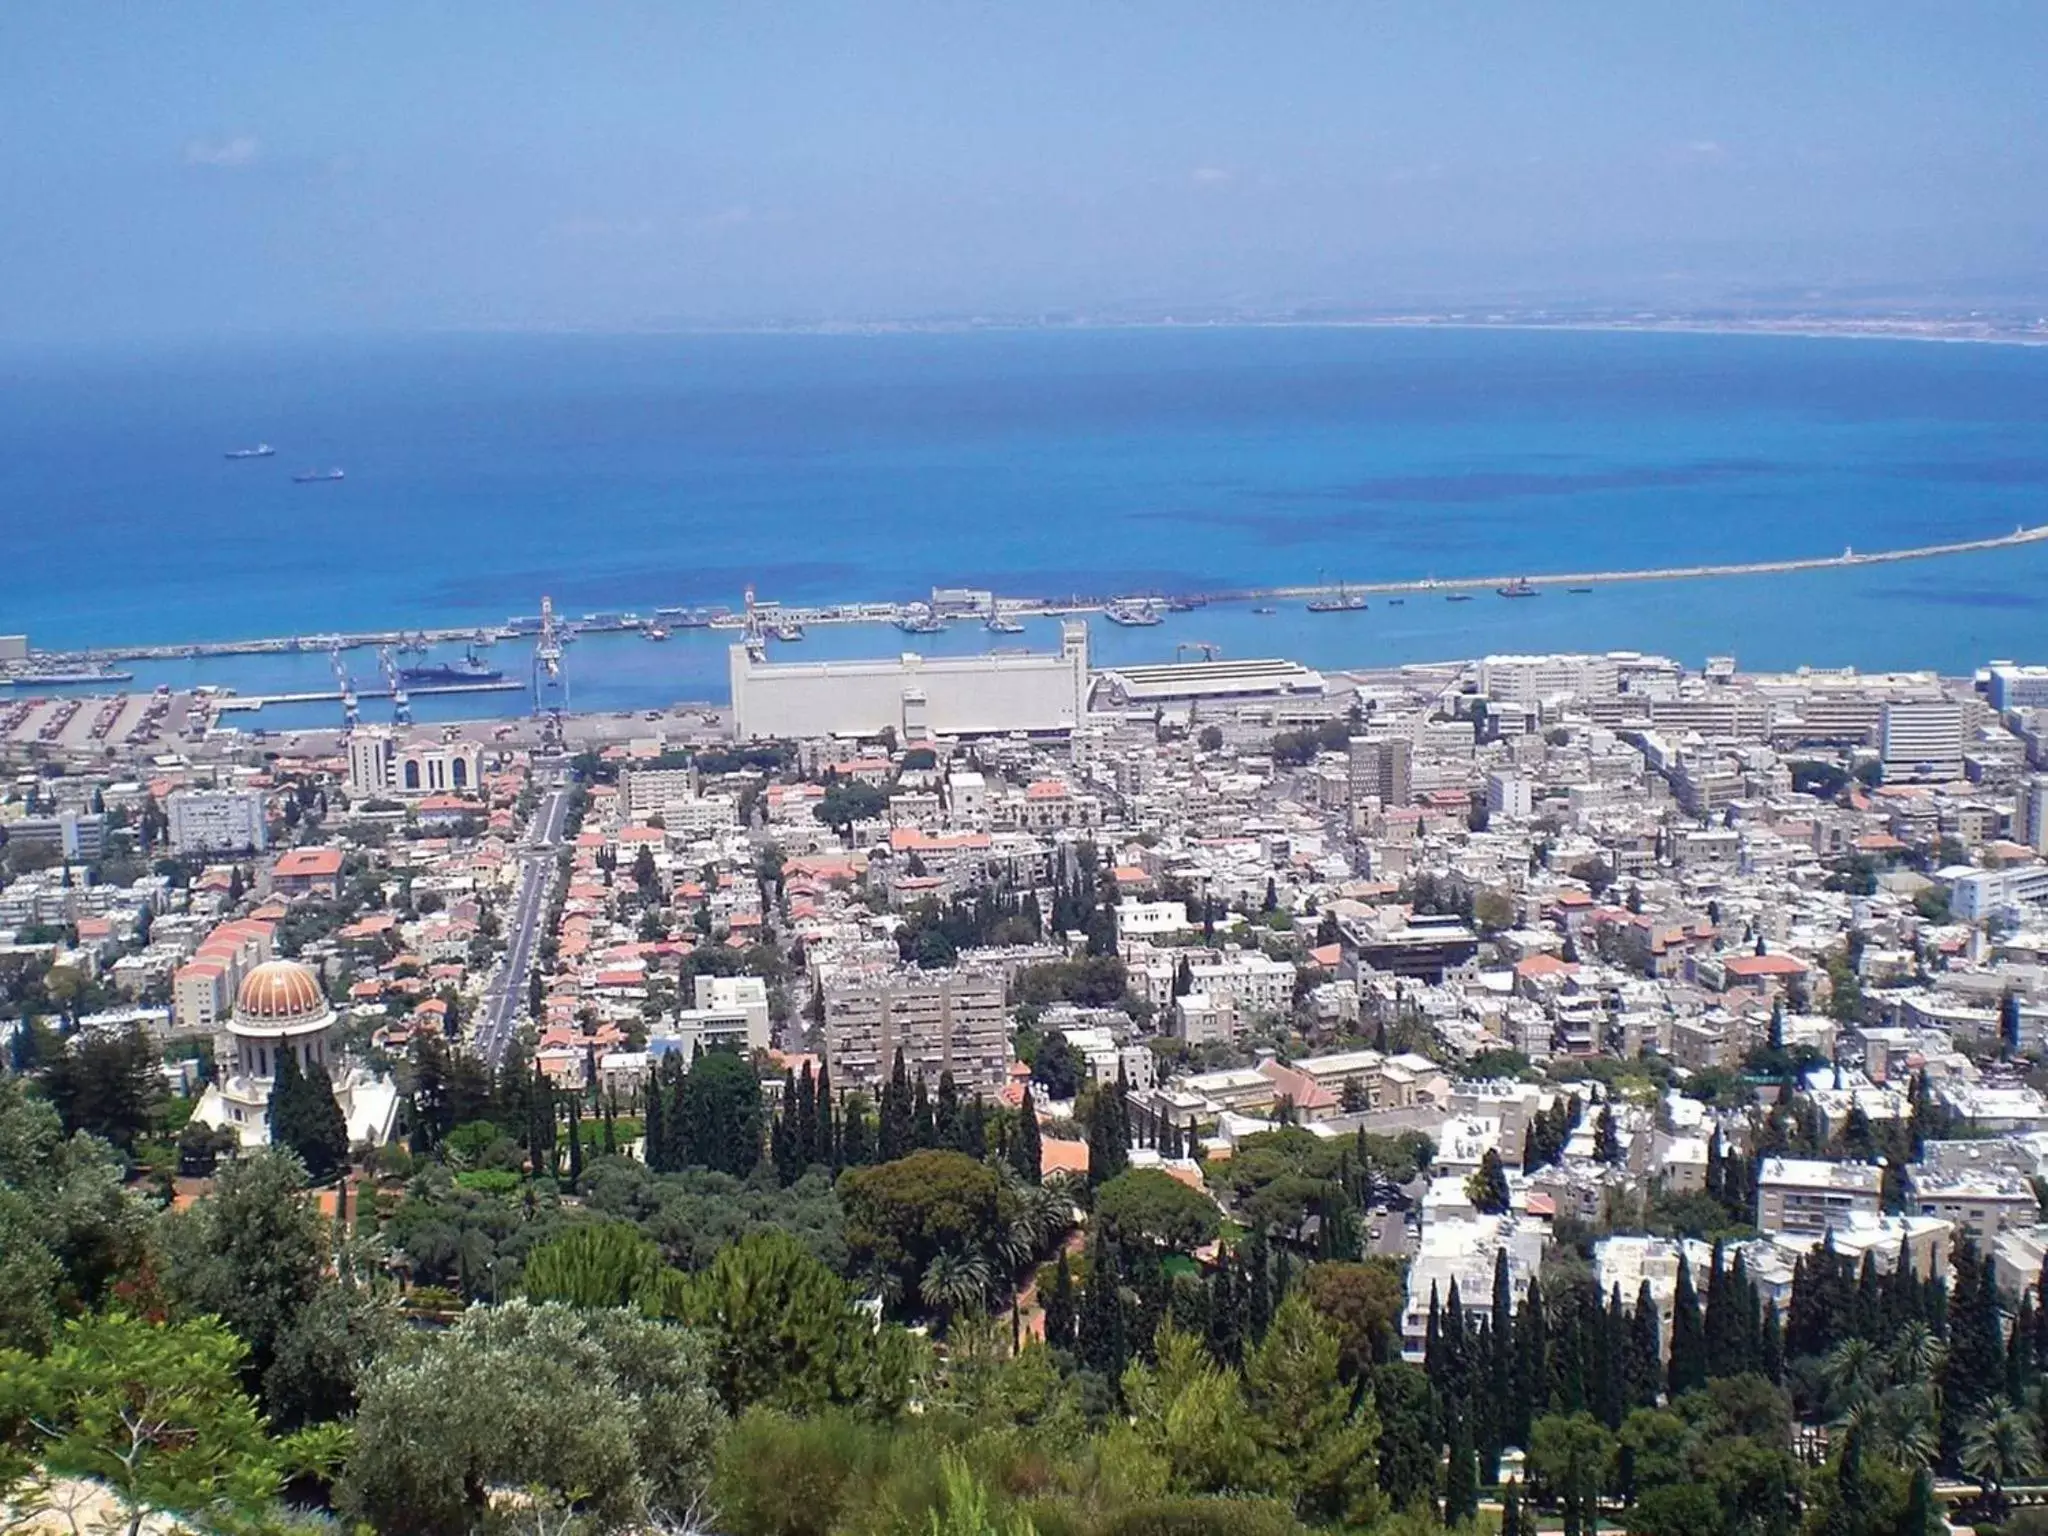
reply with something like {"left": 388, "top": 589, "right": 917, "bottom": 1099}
{"left": 3, "top": 325, "right": 2047, "bottom": 726}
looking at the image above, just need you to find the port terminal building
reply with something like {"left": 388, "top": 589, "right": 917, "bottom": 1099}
{"left": 730, "top": 622, "right": 1091, "bottom": 740}
{"left": 729, "top": 623, "right": 1333, "bottom": 740}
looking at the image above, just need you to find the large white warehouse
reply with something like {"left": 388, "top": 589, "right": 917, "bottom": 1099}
{"left": 730, "top": 621, "right": 1090, "bottom": 740}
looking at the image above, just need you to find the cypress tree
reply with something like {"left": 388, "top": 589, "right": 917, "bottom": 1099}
{"left": 772, "top": 1070, "right": 801, "bottom": 1184}
{"left": 795, "top": 1062, "right": 818, "bottom": 1174}
{"left": 660, "top": 1057, "right": 689, "bottom": 1172}
{"left": 1010, "top": 1084, "right": 1043, "bottom": 1182}
{"left": 1629, "top": 1281, "right": 1662, "bottom": 1408}
{"left": 1043, "top": 1253, "right": 1077, "bottom": 1351}
{"left": 1243, "top": 1229, "right": 1273, "bottom": 1342}
{"left": 1208, "top": 1256, "right": 1243, "bottom": 1365}
{"left": 1703, "top": 1240, "right": 1734, "bottom": 1366}
{"left": 298, "top": 1056, "right": 350, "bottom": 1183}
{"left": 1087, "top": 1086, "right": 1130, "bottom": 1185}
{"left": 643, "top": 1062, "right": 667, "bottom": 1170}
{"left": 1078, "top": 1235, "right": 1128, "bottom": 1387}
{"left": 602, "top": 1093, "right": 617, "bottom": 1157}
{"left": 1594, "top": 1103, "right": 1623, "bottom": 1164}
{"left": 814, "top": 1060, "right": 836, "bottom": 1167}
{"left": 1760, "top": 1299, "right": 1786, "bottom": 1384}
{"left": 1903, "top": 1467, "right": 1936, "bottom": 1536}
{"left": 934, "top": 1069, "right": 960, "bottom": 1149}
{"left": 1669, "top": 1253, "right": 1707, "bottom": 1398}
{"left": 1501, "top": 1481, "right": 1523, "bottom": 1536}
{"left": 840, "top": 1093, "right": 871, "bottom": 1166}
{"left": 911, "top": 1076, "right": 935, "bottom": 1149}
{"left": 1424, "top": 1283, "right": 1444, "bottom": 1391}
{"left": 960, "top": 1092, "right": 988, "bottom": 1157}
{"left": 1489, "top": 1250, "right": 1515, "bottom": 1462}
{"left": 879, "top": 1049, "right": 913, "bottom": 1160}
{"left": 1442, "top": 1400, "right": 1479, "bottom": 1526}
{"left": 565, "top": 1097, "right": 583, "bottom": 1192}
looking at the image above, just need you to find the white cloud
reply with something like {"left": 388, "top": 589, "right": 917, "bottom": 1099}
{"left": 184, "top": 135, "right": 260, "bottom": 168}
{"left": 1672, "top": 140, "right": 1729, "bottom": 164}
{"left": 1190, "top": 166, "right": 1232, "bottom": 185}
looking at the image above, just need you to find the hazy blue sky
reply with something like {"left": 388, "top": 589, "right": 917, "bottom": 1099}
{"left": 3, "top": 3, "right": 2045, "bottom": 342}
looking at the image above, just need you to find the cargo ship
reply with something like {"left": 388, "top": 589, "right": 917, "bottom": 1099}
{"left": 292, "top": 468, "right": 345, "bottom": 483}
{"left": 225, "top": 444, "right": 276, "bottom": 460}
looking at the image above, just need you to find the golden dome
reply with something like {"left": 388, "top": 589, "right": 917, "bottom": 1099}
{"left": 235, "top": 960, "right": 328, "bottom": 1025}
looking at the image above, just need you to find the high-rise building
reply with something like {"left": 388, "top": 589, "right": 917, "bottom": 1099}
{"left": 166, "top": 789, "right": 268, "bottom": 855}
{"left": 2019, "top": 776, "right": 2048, "bottom": 855}
{"left": 823, "top": 967, "right": 1009, "bottom": 1095}
{"left": 1347, "top": 735, "right": 1412, "bottom": 813}
{"left": 1879, "top": 700, "right": 1964, "bottom": 783}
{"left": 346, "top": 729, "right": 396, "bottom": 795}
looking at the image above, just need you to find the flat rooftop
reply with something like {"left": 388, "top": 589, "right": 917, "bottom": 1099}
{"left": 1092, "top": 657, "right": 1325, "bottom": 704}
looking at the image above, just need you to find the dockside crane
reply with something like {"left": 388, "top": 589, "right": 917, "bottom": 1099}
{"left": 329, "top": 647, "right": 358, "bottom": 730}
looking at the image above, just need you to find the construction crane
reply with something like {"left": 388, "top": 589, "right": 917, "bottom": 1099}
{"left": 377, "top": 645, "right": 412, "bottom": 725}
{"left": 329, "top": 646, "right": 358, "bottom": 730}
{"left": 532, "top": 594, "right": 568, "bottom": 746}
{"left": 1175, "top": 641, "right": 1222, "bottom": 662}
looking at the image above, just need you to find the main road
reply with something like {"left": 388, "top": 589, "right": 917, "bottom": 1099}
{"left": 474, "top": 766, "right": 573, "bottom": 1069}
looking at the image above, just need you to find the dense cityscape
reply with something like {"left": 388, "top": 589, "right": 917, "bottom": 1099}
{"left": 7, "top": 622, "right": 2048, "bottom": 1534}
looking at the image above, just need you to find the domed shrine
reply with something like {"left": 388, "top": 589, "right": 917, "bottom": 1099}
{"left": 190, "top": 958, "right": 397, "bottom": 1151}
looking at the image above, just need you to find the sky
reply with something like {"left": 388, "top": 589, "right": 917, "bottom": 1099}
{"left": 2, "top": 3, "right": 2046, "bottom": 343}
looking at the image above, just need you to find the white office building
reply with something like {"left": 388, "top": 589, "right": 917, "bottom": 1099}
{"left": 1879, "top": 700, "right": 1965, "bottom": 783}
{"left": 166, "top": 789, "right": 268, "bottom": 855}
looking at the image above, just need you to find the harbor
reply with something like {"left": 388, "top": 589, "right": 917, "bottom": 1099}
{"left": 9, "top": 520, "right": 2045, "bottom": 682}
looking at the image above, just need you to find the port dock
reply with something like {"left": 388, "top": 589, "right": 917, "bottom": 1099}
{"left": 7, "top": 521, "right": 2045, "bottom": 675}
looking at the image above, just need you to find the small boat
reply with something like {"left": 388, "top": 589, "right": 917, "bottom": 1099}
{"left": 771, "top": 622, "right": 805, "bottom": 642}
{"left": 224, "top": 443, "right": 275, "bottom": 460}
{"left": 1251, "top": 605, "right": 1277, "bottom": 616}
{"left": 896, "top": 612, "right": 947, "bottom": 635}
{"left": 1388, "top": 598, "right": 1405, "bottom": 606}
{"left": 1568, "top": 586, "right": 1594, "bottom": 595}
{"left": 985, "top": 614, "right": 1026, "bottom": 634}
{"left": 1446, "top": 593, "right": 1476, "bottom": 603}
{"left": 1497, "top": 578, "right": 1539, "bottom": 599}
{"left": 644, "top": 625, "right": 670, "bottom": 642}
{"left": 1105, "top": 599, "right": 1165, "bottom": 627}
{"left": 292, "top": 468, "right": 345, "bottom": 483}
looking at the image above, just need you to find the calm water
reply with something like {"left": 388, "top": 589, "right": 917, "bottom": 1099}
{"left": 3, "top": 326, "right": 2047, "bottom": 723}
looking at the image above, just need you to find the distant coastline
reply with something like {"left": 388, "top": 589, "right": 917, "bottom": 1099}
{"left": 456, "top": 309, "right": 2048, "bottom": 349}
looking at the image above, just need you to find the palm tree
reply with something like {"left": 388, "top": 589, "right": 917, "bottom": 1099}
{"left": 1961, "top": 1397, "right": 2040, "bottom": 1518}
{"left": 1843, "top": 1384, "right": 1939, "bottom": 1470}
{"left": 919, "top": 1251, "right": 992, "bottom": 1331}
{"left": 1889, "top": 1320, "right": 1947, "bottom": 1389}
{"left": 1823, "top": 1337, "right": 1889, "bottom": 1416}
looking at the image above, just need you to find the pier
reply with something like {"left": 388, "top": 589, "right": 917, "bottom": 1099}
{"left": 210, "top": 681, "right": 527, "bottom": 713}
{"left": 11, "top": 521, "right": 2047, "bottom": 670}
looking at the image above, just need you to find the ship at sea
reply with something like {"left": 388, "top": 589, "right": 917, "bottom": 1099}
{"left": 1497, "top": 577, "right": 1540, "bottom": 599}
{"left": 397, "top": 646, "right": 503, "bottom": 686}
{"left": 985, "top": 613, "right": 1025, "bottom": 634}
{"left": 1104, "top": 598, "right": 1165, "bottom": 627}
{"left": 895, "top": 609, "right": 947, "bottom": 635}
{"left": 293, "top": 468, "right": 345, "bottom": 483}
{"left": 224, "top": 444, "right": 275, "bottom": 460}
{"left": 1306, "top": 586, "right": 1367, "bottom": 614}
{"left": 644, "top": 624, "right": 670, "bottom": 642}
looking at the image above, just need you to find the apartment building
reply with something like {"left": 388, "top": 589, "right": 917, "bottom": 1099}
{"left": 823, "top": 966, "right": 1009, "bottom": 1095}
{"left": 1755, "top": 1157, "right": 1883, "bottom": 1238}
{"left": 166, "top": 789, "right": 268, "bottom": 855}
